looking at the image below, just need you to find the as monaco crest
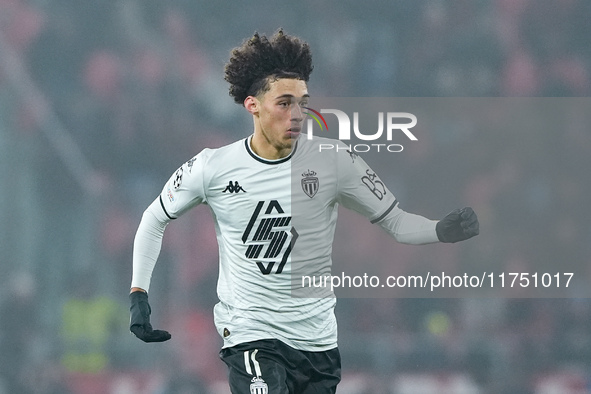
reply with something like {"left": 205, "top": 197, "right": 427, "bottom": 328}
{"left": 250, "top": 377, "right": 268, "bottom": 394}
{"left": 301, "top": 169, "right": 319, "bottom": 198}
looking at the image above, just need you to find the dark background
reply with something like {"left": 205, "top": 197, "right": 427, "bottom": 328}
{"left": 1, "top": 0, "right": 590, "bottom": 393}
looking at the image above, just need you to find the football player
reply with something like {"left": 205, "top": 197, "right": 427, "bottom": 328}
{"left": 129, "top": 30, "right": 479, "bottom": 394}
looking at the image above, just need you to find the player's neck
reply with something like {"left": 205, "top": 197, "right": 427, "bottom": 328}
{"left": 250, "top": 133, "right": 293, "bottom": 160}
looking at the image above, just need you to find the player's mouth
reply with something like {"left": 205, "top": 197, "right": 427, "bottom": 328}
{"left": 287, "top": 127, "right": 301, "bottom": 137}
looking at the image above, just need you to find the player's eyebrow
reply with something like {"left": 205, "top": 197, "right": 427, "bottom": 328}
{"left": 274, "top": 94, "right": 310, "bottom": 101}
{"left": 275, "top": 93, "right": 310, "bottom": 101}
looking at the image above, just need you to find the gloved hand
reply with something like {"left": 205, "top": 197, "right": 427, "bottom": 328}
{"left": 129, "top": 291, "right": 171, "bottom": 342}
{"left": 436, "top": 207, "right": 479, "bottom": 243}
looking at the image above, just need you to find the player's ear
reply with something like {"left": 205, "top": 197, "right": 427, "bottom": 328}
{"left": 244, "top": 96, "right": 259, "bottom": 115}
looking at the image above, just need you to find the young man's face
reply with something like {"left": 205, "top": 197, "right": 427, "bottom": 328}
{"left": 250, "top": 78, "right": 309, "bottom": 158}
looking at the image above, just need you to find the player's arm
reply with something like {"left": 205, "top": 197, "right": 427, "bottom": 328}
{"left": 372, "top": 203, "right": 479, "bottom": 244}
{"left": 335, "top": 147, "right": 478, "bottom": 244}
{"left": 129, "top": 197, "right": 173, "bottom": 342}
{"left": 129, "top": 152, "right": 209, "bottom": 343}
{"left": 372, "top": 203, "right": 439, "bottom": 244}
{"left": 335, "top": 151, "right": 436, "bottom": 244}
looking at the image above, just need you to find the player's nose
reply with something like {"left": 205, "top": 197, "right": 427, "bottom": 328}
{"left": 291, "top": 103, "right": 304, "bottom": 121}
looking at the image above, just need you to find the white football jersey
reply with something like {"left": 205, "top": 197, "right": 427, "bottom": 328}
{"left": 157, "top": 134, "right": 400, "bottom": 351}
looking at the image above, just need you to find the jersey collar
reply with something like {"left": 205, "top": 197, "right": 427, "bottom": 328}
{"left": 244, "top": 135, "right": 298, "bottom": 165}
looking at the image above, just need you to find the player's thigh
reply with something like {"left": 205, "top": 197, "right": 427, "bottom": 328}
{"left": 300, "top": 376, "right": 340, "bottom": 394}
{"left": 299, "top": 347, "right": 341, "bottom": 394}
{"left": 220, "top": 341, "right": 289, "bottom": 394}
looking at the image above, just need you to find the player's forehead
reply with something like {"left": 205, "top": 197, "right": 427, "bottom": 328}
{"left": 264, "top": 78, "right": 309, "bottom": 101}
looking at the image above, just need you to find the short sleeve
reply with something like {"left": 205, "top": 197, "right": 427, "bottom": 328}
{"left": 335, "top": 144, "right": 398, "bottom": 223}
{"left": 159, "top": 150, "right": 210, "bottom": 219}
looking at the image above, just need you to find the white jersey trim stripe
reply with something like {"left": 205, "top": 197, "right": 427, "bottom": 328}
{"left": 251, "top": 349, "right": 262, "bottom": 377}
{"left": 244, "top": 351, "right": 253, "bottom": 375}
{"left": 370, "top": 199, "right": 398, "bottom": 224}
{"left": 158, "top": 195, "right": 176, "bottom": 220}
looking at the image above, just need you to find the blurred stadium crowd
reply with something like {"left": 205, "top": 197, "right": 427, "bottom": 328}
{"left": 1, "top": 0, "right": 591, "bottom": 393}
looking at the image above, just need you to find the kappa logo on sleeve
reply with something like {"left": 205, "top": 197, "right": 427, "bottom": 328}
{"left": 346, "top": 149, "right": 358, "bottom": 163}
{"left": 186, "top": 157, "right": 197, "bottom": 173}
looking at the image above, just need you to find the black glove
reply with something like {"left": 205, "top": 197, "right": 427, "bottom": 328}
{"left": 129, "top": 291, "right": 171, "bottom": 343}
{"left": 436, "top": 207, "right": 479, "bottom": 243}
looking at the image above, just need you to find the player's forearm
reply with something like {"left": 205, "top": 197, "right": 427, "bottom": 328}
{"left": 376, "top": 206, "right": 439, "bottom": 244}
{"left": 131, "top": 198, "right": 171, "bottom": 291}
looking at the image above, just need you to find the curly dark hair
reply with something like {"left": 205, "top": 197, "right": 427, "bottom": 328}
{"left": 224, "top": 29, "right": 313, "bottom": 105}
